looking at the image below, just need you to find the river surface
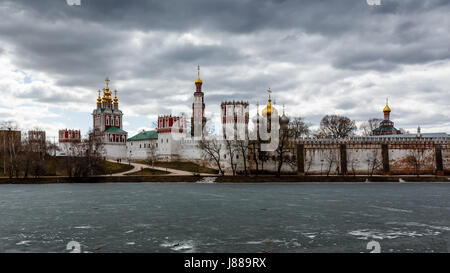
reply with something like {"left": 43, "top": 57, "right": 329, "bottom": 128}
{"left": 0, "top": 182, "right": 449, "bottom": 253}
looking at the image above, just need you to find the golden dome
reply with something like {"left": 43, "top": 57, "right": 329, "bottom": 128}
{"left": 195, "top": 65, "right": 202, "bottom": 85}
{"left": 195, "top": 76, "right": 202, "bottom": 85}
{"left": 97, "top": 90, "right": 102, "bottom": 103}
{"left": 383, "top": 98, "right": 391, "bottom": 112}
{"left": 262, "top": 88, "right": 278, "bottom": 118}
{"left": 114, "top": 90, "right": 118, "bottom": 103}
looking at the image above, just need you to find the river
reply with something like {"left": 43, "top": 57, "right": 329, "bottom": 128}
{"left": 0, "top": 182, "right": 449, "bottom": 253}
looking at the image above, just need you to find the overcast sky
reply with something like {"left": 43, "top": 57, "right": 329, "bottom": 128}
{"left": 0, "top": 0, "right": 449, "bottom": 138}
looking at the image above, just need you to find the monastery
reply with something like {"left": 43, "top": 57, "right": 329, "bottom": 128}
{"left": 56, "top": 67, "right": 449, "bottom": 175}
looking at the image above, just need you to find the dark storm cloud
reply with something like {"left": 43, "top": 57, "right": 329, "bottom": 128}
{"left": 0, "top": 0, "right": 449, "bottom": 131}
{"left": 2, "top": 0, "right": 448, "bottom": 80}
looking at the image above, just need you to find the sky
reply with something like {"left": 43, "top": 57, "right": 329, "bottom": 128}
{"left": 0, "top": 0, "right": 449, "bottom": 139}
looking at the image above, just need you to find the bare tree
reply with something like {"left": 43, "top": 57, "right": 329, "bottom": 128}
{"left": 225, "top": 140, "right": 237, "bottom": 175}
{"left": 275, "top": 126, "right": 292, "bottom": 175}
{"left": 235, "top": 140, "right": 249, "bottom": 175}
{"left": 259, "top": 150, "right": 269, "bottom": 174}
{"left": 318, "top": 115, "right": 357, "bottom": 139}
{"left": 63, "top": 140, "right": 81, "bottom": 177}
{"left": 198, "top": 138, "right": 224, "bottom": 175}
{"left": 0, "top": 121, "right": 22, "bottom": 178}
{"left": 248, "top": 140, "right": 260, "bottom": 175}
{"left": 366, "top": 150, "right": 382, "bottom": 176}
{"left": 407, "top": 147, "right": 426, "bottom": 177}
{"left": 289, "top": 117, "right": 310, "bottom": 140}
{"left": 348, "top": 154, "right": 360, "bottom": 177}
{"left": 324, "top": 149, "right": 338, "bottom": 176}
{"left": 66, "top": 132, "right": 106, "bottom": 177}
{"left": 360, "top": 118, "right": 382, "bottom": 136}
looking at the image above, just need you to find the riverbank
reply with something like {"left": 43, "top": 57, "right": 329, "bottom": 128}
{"left": 0, "top": 175, "right": 448, "bottom": 184}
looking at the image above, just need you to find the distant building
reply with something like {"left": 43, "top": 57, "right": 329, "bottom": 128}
{"left": 0, "top": 129, "right": 22, "bottom": 152}
{"left": 221, "top": 100, "right": 249, "bottom": 140}
{"left": 27, "top": 130, "right": 46, "bottom": 153}
{"left": 372, "top": 99, "right": 402, "bottom": 135}
{"left": 127, "top": 130, "right": 158, "bottom": 160}
{"left": 91, "top": 78, "right": 127, "bottom": 159}
{"left": 28, "top": 130, "right": 46, "bottom": 143}
{"left": 59, "top": 129, "right": 81, "bottom": 143}
{"left": 58, "top": 129, "right": 81, "bottom": 156}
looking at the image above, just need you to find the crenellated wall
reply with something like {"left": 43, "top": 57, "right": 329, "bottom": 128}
{"left": 296, "top": 136, "right": 450, "bottom": 175}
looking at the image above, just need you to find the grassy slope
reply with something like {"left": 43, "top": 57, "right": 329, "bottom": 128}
{"left": 0, "top": 157, "right": 134, "bottom": 177}
{"left": 102, "top": 160, "right": 134, "bottom": 174}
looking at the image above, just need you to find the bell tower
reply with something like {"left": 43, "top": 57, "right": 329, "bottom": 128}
{"left": 191, "top": 65, "right": 206, "bottom": 138}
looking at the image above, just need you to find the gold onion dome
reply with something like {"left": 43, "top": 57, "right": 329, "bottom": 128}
{"left": 383, "top": 98, "right": 391, "bottom": 112}
{"left": 262, "top": 88, "right": 278, "bottom": 118}
{"left": 97, "top": 90, "right": 102, "bottom": 103}
{"left": 195, "top": 76, "right": 203, "bottom": 85}
{"left": 102, "top": 89, "right": 107, "bottom": 102}
{"left": 114, "top": 90, "right": 118, "bottom": 103}
{"left": 195, "top": 65, "right": 202, "bottom": 84}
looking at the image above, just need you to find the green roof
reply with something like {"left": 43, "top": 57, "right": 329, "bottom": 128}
{"left": 373, "top": 125, "right": 398, "bottom": 132}
{"left": 127, "top": 130, "right": 158, "bottom": 141}
{"left": 105, "top": 126, "right": 127, "bottom": 133}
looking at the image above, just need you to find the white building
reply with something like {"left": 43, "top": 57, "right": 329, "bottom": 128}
{"left": 91, "top": 78, "right": 127, "bottom": 159}
{"left": 126, "top": 130, "right": 158, "bottom": 160}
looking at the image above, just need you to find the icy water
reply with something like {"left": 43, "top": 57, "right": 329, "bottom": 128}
{"left": 0, "top": 182, "right": 449, "bottom": 253}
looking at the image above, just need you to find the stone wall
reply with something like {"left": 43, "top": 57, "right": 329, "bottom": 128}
{"left": 296, "top": 137, "right": 450, "bottom": 175}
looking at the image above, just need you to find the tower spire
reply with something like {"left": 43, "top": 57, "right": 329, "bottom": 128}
{"left": 105, "top": 77, "right": 110, "bottom": 90}
{"left": 97, "top": 90, "right": 101, "bottom": 103}
{"left": 194, "top": 65, "right": 203, "bottom": 91}
{"left": 383, "top": 97, "right": 391, "bottom": 121}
